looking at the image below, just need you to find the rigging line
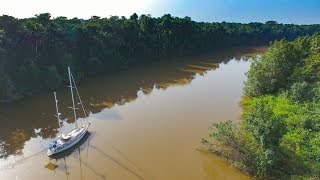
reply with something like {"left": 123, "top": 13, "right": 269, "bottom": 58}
{"left": 74, "top": 152, "right": 106, "bottom": 180}
{"left": 68, "top": 67, "right": 78, "bottom": 128}
{"left": 90, "top": 144, "right": 145, "bottom": 180}
{"left": 0, "top": 149, "right": 47, "bottom": 172}
{"left": 72, "top": 136, "right": 106, "bottom": 180}
{"left": 70, "top": 72, "right": 87, "bottom": 119}
{"left": 53, "top": 159, "right": 57, "bottom": 175}
{"left": 93, "top": 134, "right": 148, "bottom": 178}
{"left": 78, "top": 148, "right": 83, "bottom": 180}
{"left": 109, "top": 143, "right": 145, "bottom": 174}
{"left": 63, "top": 157, "right": 69, "bottom": 180}
{"left": 69, "top": 72, "right": 81, "bottom": 127}
{"left": 85, "top": 136, "right": 90, "bottom": 179}
{"left": 106, "top": 141, "right": 155, "bottom": 180}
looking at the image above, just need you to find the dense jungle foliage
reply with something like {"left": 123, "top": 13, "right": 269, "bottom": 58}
{"left": 202, "top": 33, "right": 320, "bottom": 178}
{"left": 1, "top": 13, "right": 320, "bottom": 102}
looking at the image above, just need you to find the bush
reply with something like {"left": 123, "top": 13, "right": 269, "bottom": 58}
{"left": 286, "top": 81, "right": 312, "bottom": 102}
{"left": 202, "top": 121, "right": 261, "bottom": 175}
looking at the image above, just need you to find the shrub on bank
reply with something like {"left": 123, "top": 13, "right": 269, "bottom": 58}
{"left": 203, "top": 33, "right": 320, "bottom": 179}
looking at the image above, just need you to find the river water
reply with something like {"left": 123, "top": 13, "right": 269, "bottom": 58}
{"left": 0, "top": 47, "right": 265, "bottom": 180}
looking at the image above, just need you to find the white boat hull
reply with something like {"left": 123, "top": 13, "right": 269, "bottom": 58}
{"left": 47, "top": 124, "right": 90, "bottom": 156}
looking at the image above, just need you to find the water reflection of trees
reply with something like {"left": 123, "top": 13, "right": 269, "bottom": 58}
{"left": 0, "top": 46, "right": 262, "bottom": 159}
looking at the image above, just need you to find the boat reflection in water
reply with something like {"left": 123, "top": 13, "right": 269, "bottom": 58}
{"left": 45, "top": 132, "right": 91, "bottom": 179}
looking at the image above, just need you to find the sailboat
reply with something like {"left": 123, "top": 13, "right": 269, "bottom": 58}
{"left": 47, "top": 67, "right": 90, "bottom": 156}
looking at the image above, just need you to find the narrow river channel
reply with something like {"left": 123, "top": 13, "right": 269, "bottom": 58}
{"left": 0, "top": 46, "right": 266, "bottom": 180}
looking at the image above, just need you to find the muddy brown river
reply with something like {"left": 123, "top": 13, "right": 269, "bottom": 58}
{"left": 0, "top": 47, "right": 266, "bottom": 180}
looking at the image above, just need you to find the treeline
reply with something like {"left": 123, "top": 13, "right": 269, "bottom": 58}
{"left": 1, "top": 13, "right": 320, "bottom": 102}
{"left": 202, "top": 33, "right": 320, "bottom": 178}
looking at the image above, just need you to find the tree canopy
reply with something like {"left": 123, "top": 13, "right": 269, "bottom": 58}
{"left": 1, "top": 13, "right": 320, "bottom": 102}
{"left": 203, "top": 33, "right": 320, "bottom": 178}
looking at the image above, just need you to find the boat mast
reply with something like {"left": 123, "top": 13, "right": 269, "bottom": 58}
{"left": 54, "top": 92, "right": 61, "bottom": 135}
{"left": 68, "top": 67, "right": 78, "bottom": 128}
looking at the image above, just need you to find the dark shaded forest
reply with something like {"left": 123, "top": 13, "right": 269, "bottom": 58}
{"left": 1, "top": 13, "right": 320, "bottom": 102}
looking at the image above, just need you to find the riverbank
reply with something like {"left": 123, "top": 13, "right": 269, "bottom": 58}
{"left": 0, "top": 47, "right": 264, "bottom": 179}
{"left": 1, "top": 13, "right": 319, "bottom": 103}
{"left": 202, "top": 33, "right": 320, "bottom": 178}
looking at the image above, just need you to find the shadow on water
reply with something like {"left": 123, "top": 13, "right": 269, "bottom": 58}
{"left": 45, "top": 132, "right": 107, "bottom": 180}
{"left": 90, "top": 144, "right": 145, "bottom": 180}
{"left": 0, "top": 46, "right": 266, "bottom": 160}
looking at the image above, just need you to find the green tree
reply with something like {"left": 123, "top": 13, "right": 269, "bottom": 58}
{"left": 245, "top": 39, "right": 303, "bottom": 96}
{"left": 0, "top": 13, "right": 320, "bottom": 102}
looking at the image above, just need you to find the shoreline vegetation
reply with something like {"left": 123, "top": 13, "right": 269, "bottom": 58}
{"left": 202, "top": 33, "right": 320, "bottom": 178}
{"left": 1, "top": 13, "right": 320, "bottom": 103}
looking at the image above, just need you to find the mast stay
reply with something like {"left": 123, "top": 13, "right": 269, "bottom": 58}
{"left": 71, "top": 72, "right": 87, "bottom": 118}
{"left": 68, "top": 67, "right": 78, "bottom": 128}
